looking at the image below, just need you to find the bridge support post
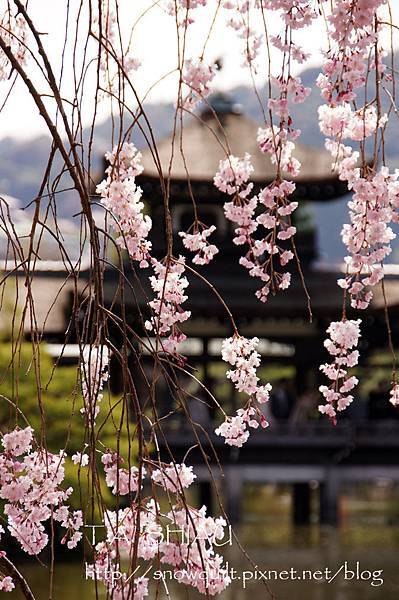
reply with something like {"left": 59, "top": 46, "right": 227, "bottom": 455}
{"left": 224, "top": 468, "right": 243, "bottom": 523}
{"left": 293, "top": 483, "right": 311, "bottom": 525}
{"left": 320, "top": 468, "right": 340, "bottom": 526}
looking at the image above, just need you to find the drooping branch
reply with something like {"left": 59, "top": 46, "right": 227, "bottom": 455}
{"left": 0, "top": 554, "right": 36, "bottom": 600}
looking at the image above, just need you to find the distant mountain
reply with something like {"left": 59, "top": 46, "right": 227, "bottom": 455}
{"left": 1, "top": 63, "right": 399, "bottom": 262}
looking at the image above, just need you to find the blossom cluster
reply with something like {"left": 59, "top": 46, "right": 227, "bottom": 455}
{"left": 0, "top": 573, "right": 14, "bottom": 592}
{"left": 319, "top": 107, "right": 396, "bottom": 310}
{"left": 181, "top": 59, "right": 217, "bottom": 111}
{"left": 317, "top": 0, "right": 387, "bottom": 105}
{"left": 215, "top": 2, "right": 313, "bottom": 300}
{"left": 99, "top": 143, "right": 191, "bottom": 355}
{"left": 145, "top": 257, "right": 191, "bottom": 354}
{"left": 0, "top": 426, "right": 82, "bottom": 555}
{"left": 266, "top": 76, "right": 310, "bottom": 172}
{"left": 338, "top": 169, "right": 397, "bottom": 309}
{"left": 163, "top": 0, "right": 207, "bottom": 26}
{"left": 151, "top": 462, "right": 196, "bottom": 492}
{"left": 88, "top": 499, "right": 230, "bottom": 600}
{"left": 87, "top": 463, "right": 231, "bottom": 598}
{"left": 222, "top": 0, "right": 262, "bottom": 67}
{"left": 319, "top": 319, "right": 361, "bottom": 423}
{"left": 389, "top": 384, "right": 399, "bottom": 407}
{"left": 315, "top": 0, "right": 398, "bottom": 420}
{"left": 0, "top": 8, "right": 27, "bottom": 82}
{"left": 214, "top": 5, "right": 313, "bottom": 300}
{"left": 214, "top": 153, "right": 296, "bottom": 301}
{"left": 80, "top": 345, "right": 110, "bottom": 423}
{"left": 179, "top": 223, "right": 218, "bottom": 265}
{"left": 158, "top": 504, "right": 231, "bottom": 595}
{"left": 101, "top": 452, "right": 144, "bottom": 496}
{"left": 223, "top": 0, "right": 315, "bottom": 67}
{"left": 97, "top": 142, "right": 151, "bottom": 267}
{"left": 262, "top": 0, "right": 317, "bottom": 30}
{"left": 317, "top": 0, "right": 394, "bottom": 313}
{"left": 0, "top": 526, "right": 14, "bottom": 591}
{"left": 215, "top": 336, "right": 271, "bottom": 446}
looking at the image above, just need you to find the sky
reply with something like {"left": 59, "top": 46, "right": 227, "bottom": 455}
{"left": 0, "top": 0, "right": 399, "bottom": 141}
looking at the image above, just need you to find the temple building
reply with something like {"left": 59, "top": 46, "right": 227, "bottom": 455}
{"left": 105, "top": 91, "right": 399, "bottom": 402}
{"left": 100, "top": 91, "right": 399, "bottom": 526}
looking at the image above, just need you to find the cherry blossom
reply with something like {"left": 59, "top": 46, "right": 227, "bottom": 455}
{"left": 262, "top": 0, "right": 318, "bottom": 29}
{"left": 319, "top": 319, "right": 361, "bottom": 423}
{"left": 101, "top": 452, "right": 145, "bottom": 496}
{"left": 257, "top": 125, "right": 301, "bottom": 176}
{"left": 214, "top": 153, "right": 254, "bottom": 195}
{"left": 71, "top": 452, "right": 89, "bottom": 467}
{"left": 0, "top": 8, "right": 27, "bottom": 82}
{"left": 338, "top": 169, "right": 397, "bottom": 309}
{"left": 159, "top": 505, "right": 231, "bottom": 595}
{"left": 54, "top": 506, "right": 84, "bottom": 550}
{"left": 216, "top": 336, "right": 271, "bottom": 445}
{"left": 99, "top": 144, "right": 192, "bottom": 355}
{"left": 214, "top": 153, "right": 297, "bottom": 301}
{"left": 80, "top": 345, "right": 109, "bottom": 422}
{"left": 179, "top": 224, "right": 218, "bottom": 265}
{"left": 93, "top": 4, "right": 141, "bottom": 97}
{"left": 151, "top": 462, "right": 196, "bottom": 492}
{"left": 163, "top": 0, "right": 207, "bottom": 26}
{"left": 0, "top": 426, "right": 82, "bottom": 555}
{"left": 222, "top": 1, "right": 262, "bottom": 68}
{"left": 389, "top": 384, "right": 399, "bottom": 407}
{"left": 2, "top": 426, "right": 33, "bottom": 456}
{"left": 145, "top": 257, "right": 191, "bottom": 354}
{"left": 271, "top": 36, "right": 310, "bottom": 64}
{"left": 318, "top": 104, "right": 379, "bottom": 142}
{"left": 88, "top": 498, "right": 231, "bottom": 597}
{"left": 0, "top": 576, "right": 14, "bottom": 592}
{"left": 181, "top": 59, "right": 217, "bottom": 110}
{"left": 97, "top": 142, "right": 151, "bottom": 267}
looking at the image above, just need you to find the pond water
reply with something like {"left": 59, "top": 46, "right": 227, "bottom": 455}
{"left": 10, "top": 485, "right": 399, "bottom": 599}
{"left": 10, "top": 524, "right": 399, "bottom": 599}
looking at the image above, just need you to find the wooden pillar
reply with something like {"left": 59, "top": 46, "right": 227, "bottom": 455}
{"left": 320, "top": 468, "right": 340, "bottom": 525}
{"left": 224, "top": 467, "right": 243, "bottom": 523}
{"left": 293, "top": 483, "right": 311, "bottom": 525}
{"left": 198, "top": 481, "right": 213, "bottom": 514}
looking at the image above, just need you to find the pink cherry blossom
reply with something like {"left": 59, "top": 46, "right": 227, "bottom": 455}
{"left": 0, "top": 427, "right": 82, "bottom": 555}
{"left": 80, "top": 345, "right": 109, "bottom": 422}
{"left": 319, "top": 319, "right": 361, "bottom": 423}
{"left": 145, "top": 257, "right": 191, "bottom": 354}
{"left": 101, "top": 452, "right": 145, "bottom": 496}
{"left": 389, "top": 384, "right": 399, "bottom": 407}
{"left": 214, "top": 154, "right": 297, "bottom": 301}
{"left": 151, "top": 462, "right": 196, "bottom": 492}
{"left": 216, "top": 336, "right": 271, "bottom": 445}
{"left": 0, "top": 11, "right": 27, "bottom": 82}
{"left": 181, "top": 59, "right": 217, "bottom": 110}
{"left": 179, "top": 224, "right": 219, "bottom": 265}
{"left": 2, "top": 426, "right": 33, "bottom": 456}
{"left": 163, "top": 0, "right": 207, "bottom": 26}
{"left": 71, "top": 452, "right": 89, "bottom": 467}
{"left": 97, "top": 142, "right": 151, "bottom": 267}
{"left": 88, "top": 499, "right": 231, "bottom": 597}
{"left": 0, "top": 576, "right": 14, "bottom": 592}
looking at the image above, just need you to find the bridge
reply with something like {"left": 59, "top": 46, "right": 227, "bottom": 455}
{"left": 154, "top": 420, "right": 399, "bottom": 525}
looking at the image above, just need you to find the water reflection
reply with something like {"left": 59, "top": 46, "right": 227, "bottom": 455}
{"left": 11, "top": 522, "right": 399, "bottom": 600}
{"left": 11, "top": 484, "right": 399, "bottom": 599}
